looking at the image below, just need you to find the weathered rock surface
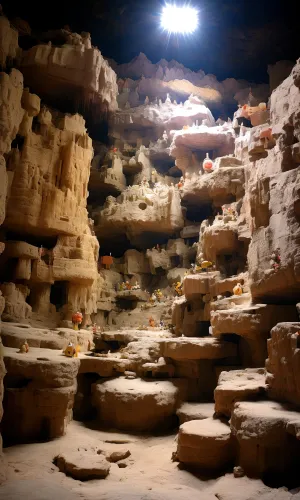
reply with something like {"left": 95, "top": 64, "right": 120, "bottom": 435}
{"left": 20, "top": 34, "right": 118, "bottom": 118}
{"left": 54, "top": 451, "right": 110, "bottom": 480}
{"left": 161, "top": 337, "right": 237, "bottom": 361}
{"left": 231, "top": 401, "right": 300, "bottom": 485}
{"left": 247, "top": 59, "right": 300, "bottom": 301}
{"left": 92, "top": 377, "right": 183, "bottom": 431}
{"left": 2, "top": 347, "right": 79, "bottom": 444}
{"left": 266, "top": 322, "right": 300, "bottom": 406}
{"left": 176, "top": 402, "right": 215, "bottom": 424}
{"left": 214, "top": 368, "right": 266, "bottom": 417}
{"left": 177, "top": 418, "right": 233, "bottom": 470}
{"left": 94, "top": 183, "right": 184, "bottom": 246}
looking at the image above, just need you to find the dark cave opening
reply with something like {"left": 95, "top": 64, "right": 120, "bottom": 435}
{"left": 50, "top": 281, "right": 68, "bottom": 311}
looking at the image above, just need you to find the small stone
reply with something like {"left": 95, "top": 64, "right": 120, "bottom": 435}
{"left": 107, "top": 450, "right": 131, "bottom": 463}
{"left": 233, "top": 465, "right": 245, "bottom": 478}
{"left": 118, "top": 462, "right": 128, "bottom": 468}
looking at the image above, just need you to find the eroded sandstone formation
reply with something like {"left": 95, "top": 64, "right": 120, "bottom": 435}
{"left": 1, "top": 10, "right": 300, "bottom": 496}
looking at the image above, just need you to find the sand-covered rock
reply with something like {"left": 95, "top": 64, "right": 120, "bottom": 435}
{"left": 177, "top": 417, "right": 233, "bottom": 470}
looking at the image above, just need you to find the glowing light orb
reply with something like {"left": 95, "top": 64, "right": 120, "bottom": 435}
{"left": 160, "top": 4, "right": 198, "bottom": 34}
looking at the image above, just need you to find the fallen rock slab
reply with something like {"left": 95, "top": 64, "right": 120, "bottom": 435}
{"left": 54, "top": 451, "right": 110, "bottom": 480}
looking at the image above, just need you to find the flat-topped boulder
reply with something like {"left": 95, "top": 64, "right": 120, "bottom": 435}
{"left": 92, "top": 377, "right": 184, "bottom": 432}
{"left": 176, "top": 417, "right": 233, "bottom": 470}
{"left": 161, "top": 337, "right": 237, "bottom": 360}
{"left": 231, "top": 401, "right": 300, "bottom": 485}
{"left": 54, "top": 451, "right": 111, "bottom": 480}
{"left": 170, "top": 124, "right": 235, "bottom": 158}
{"left": 183, "top": 272, "right": 219, "bottom": 299}
{"left": 181, "top": 167, "right": 245, "bottom": 207}
{"left": 176, "top": 402, "right": 215, "bottom": 424}
{"left": 2, "top": 347, "right": 79, "bottom": 444}
{"left": 79, "top": 353, "right": 135, "bottom": 377}
{"left": 202, "top": 223, "right": 240, "bottom": 261}
{"left": 214, "top": 368, "right": 266, "bottom": 417}
{"left": 3, "top": 346, "right": 79, "bottom": 388}
{"left": 94, "top": 183, "right": 184, "bottom": 246}
{"left": 101, "top": 328, "right": 170, "bottom": 344}
{"left": 0, "top": 322, "right": 93, "bottom": 351}
{"left": 211, "top": 304, "right": 298, "bottom": 339}
{"left": 211, "top": 304, "right": 298, "bottom": 366}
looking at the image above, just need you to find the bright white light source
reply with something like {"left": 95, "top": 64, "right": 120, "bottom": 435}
{"left": 161, "top": 4, "right": 198, "bottom": 34}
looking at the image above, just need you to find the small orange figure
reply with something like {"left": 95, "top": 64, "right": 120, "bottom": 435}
{"left": 72, "top": 311, "right": 83, "bottom": 331}
{"left": 149, "top": 317, "right": 156, "bottom": 328}
{"left": 203, "top": 153, "right": 214, "bottom": 173}
{"left": 64, "top": 342, "right": 80, "bottom": 358}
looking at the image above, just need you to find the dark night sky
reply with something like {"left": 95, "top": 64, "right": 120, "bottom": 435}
{"left": 2, "top": 0, "right": 299, "bottom": 82}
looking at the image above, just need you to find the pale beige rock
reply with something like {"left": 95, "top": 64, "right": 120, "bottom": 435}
{"left": 20, "top": 37, "right": 118, "bottom": 114}
{"left": 0, "top": 283, "right": 31, "bottom": 322}
{"left": 55, "top": 451, "right": 110, "bottom": 480}
{"left": 170, "top": 124, "right": 235, "bottom": 164}
{"left": 214, "top": 368, "right": 266, "bottom": 417}
{"left": 161, "top": 337, "right": 237, "bottom": 360}
{"left": 247, "top": 60, "right": 300, "bottom": 300}
{"left": 211, "top": 304, "right": 298, "bottom": 366}
{"left": 5, "top": 108, "right": 93, "bottom": 238}
{"left": 181, "top": 167, "right": 245, "bottom": 207}
{"left": 94, "top": 183, "right": 184, "bottom": 246}
{"left": 231, "top": 401, "right": 300, "bottom": 484}
{"left": 266, "top": 322, "right": 300, "bottom": 406}
{"left": 92, "top": 377, "right": 183, "bottom": 431}
{"left": 1, "top": 323, "right": 93, "bottom": 351}
{"left": 177, "top": 418, "right": 233, "bottom": 470}
{"left": 2, "top": 346, "right": 80, "bottom": 443}
{"left": 176, "top": 402, "right": 215, "bottom": 424}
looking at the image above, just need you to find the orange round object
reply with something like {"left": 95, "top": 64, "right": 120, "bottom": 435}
{"left": 72, "top": 312, "right": 83, "bottom": 324}
{"left": 203, "top": 159, "right": 213, "bottom": 171}
{"left": 101, "top": 255, "right": 114, "bottom": 266}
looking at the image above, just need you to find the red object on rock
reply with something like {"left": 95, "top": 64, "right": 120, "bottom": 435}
{"left": 72, "top": 312, "right": 83, "bottom": 324}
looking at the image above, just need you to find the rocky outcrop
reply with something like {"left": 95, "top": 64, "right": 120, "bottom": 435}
{"left": 231, "top": 401, "right": 300, "bottom": 486}
{"left": 266, "top": 322, "right": 300, "bottom": 406}
{"left": 214, "top": 368, "right": 266, "bottom": 417}
{"left": 92, "top": 377, "right": 184, "bottom": 431}
{"left": 20, "top": 32, "right": 118, "bottom": 120}
{"left": 176, "top": 418, "right": 233, "bottom": 470}
{"left": 2, "top": 346, "right": 80, "bottom": 444}
{"left": 247, "top": 59, "right": 300, "bottom": 301}
{"left": 94, "top": 182, "right": 184, "bottom": 247}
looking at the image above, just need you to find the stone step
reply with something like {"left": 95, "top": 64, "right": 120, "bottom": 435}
{"left": 214, "top": 368, "right": 266, "bottom": 417}
{"left": 266, "top": 322, "right": 300, "bottom": 406}
{"left": 176, "top": 417, "right": 233, "bottom": 470}
{"left": 176, "top": 402, "right": 215, "bottom": 424}
{"left": 1, "top": 322, "right": 92, "bottom": 351}
{"left": 231, "top": 400, "right": 300, "bottom": 486}
{"left": 161, "top": 337, "right": 237, "bottom": 360}
{"left": 2, "top": 346, "right": 79, "bottom": 444}
{"left": 92, "top": 377, "right": 186, "bottom": 432}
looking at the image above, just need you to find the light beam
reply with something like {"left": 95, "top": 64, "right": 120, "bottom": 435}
{"left": 160, "top": 4, "right": 199, "bottom": 35}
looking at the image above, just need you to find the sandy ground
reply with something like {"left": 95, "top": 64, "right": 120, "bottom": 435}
{"left": 0, "top": 420, "right": 299, "bottom": 500}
